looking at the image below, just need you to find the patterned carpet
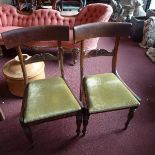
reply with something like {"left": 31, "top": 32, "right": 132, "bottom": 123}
{"left": 0, "top": 37, "right": 155, "bottom": 155}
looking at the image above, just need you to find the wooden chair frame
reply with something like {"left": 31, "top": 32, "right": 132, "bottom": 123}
{"left": 73, "top": 22, "right": 141, "bottom": 135}
{"left": 2, "top": 25, "right": 83, "bottom": 144}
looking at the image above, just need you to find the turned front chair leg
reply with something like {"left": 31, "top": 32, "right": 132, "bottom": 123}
{"left": 76, "top": 111, "right": 82, "bottom": 136}
{"left": 82, "top": 109, "right": 90, "bottom": 136}
{"left": 124, "top": 107, "right": 137, "bottom": 130}
{"left": 20, "top": 122, "right": 33, "bottom": 144}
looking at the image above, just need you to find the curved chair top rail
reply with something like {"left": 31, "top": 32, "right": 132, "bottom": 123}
{"left": 2, "top": 25, "right": 69, "bottom": 49}
{"left": 73, "top": 22, "right": 132, "bottom": 42}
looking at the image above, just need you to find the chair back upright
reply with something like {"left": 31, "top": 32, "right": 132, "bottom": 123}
{"left": 2, "top": 25, "right": 69, "bottom": 85}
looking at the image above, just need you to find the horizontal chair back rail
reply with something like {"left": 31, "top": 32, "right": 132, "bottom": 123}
{"left": 73, "top": 22, "right": 132, "bottom": 42}
{"left": 2, "top": 25, "right": 69, "bottom": 49}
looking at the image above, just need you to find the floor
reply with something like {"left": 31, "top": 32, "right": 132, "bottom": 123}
{"left": 0, "top": 37, "right": 155, "bottom": 155}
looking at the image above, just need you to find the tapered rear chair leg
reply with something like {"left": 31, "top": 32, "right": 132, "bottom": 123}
{"left": 124, "top": 107, "right": 137, "bottom": 130}
{"left": 82, "top": 109, "right": 90, "bottom": 136}
{"left": 76, "top": 111, "right": 82, "bottom": 136}
{"left": 20, "top": 122, "right": 33, "bottom": 144}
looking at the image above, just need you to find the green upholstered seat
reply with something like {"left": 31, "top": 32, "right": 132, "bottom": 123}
{"left": 84, "top": 73, "right": 140, "bottom": 113}
{"left": 23, "top": 77, "right": 81, "bottom": 123}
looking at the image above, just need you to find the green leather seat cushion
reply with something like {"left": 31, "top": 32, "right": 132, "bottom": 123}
{"left": 23, "top": 77, "right": 81, "bottom": 123}
{"left": 84, "top": 73, "right": 140, "bottom": 113}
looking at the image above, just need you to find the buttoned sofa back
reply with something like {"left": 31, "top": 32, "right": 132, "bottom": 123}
{"left": 0, "top": 3, "right": 112, "bottom": 27}
{"left": 0, "top": 3, "right": 113, "bottom": 50}
{"left": 0, "top": 4, "right": 75, "bottom": 28}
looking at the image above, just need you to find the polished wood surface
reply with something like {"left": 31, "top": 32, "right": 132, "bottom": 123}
{"left": 74, "top": 22, "right": 132, "bottom": 42}
{"left": 2, "top": 25, "right": 69, "bottom": 49}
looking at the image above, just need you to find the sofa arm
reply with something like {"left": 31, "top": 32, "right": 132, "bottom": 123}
{"left": 74, "top": 3, "right": 113, "bottom": 25}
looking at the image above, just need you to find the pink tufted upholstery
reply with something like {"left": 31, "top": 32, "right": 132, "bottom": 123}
{"left": 0, "top": 4, "right": 75, "bottom": 27}
{"left": 0, "top": 4, "right": 75, "bottom": 45}
{"left": 0, "top": 3, "right": 113, "bottom": 60}
{"left": 75, "top": 3, "right": 113, "bottom": 25}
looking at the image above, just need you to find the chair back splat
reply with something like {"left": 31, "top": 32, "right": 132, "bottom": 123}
{"left": 2, "top": 25, "right": 82, "bottom": 144}
{"left": 73, "top": 22, "right": 141, "bottom": 136}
